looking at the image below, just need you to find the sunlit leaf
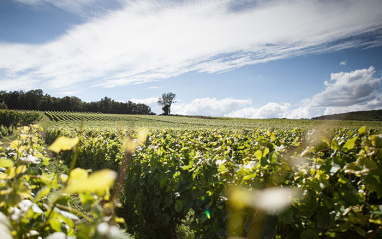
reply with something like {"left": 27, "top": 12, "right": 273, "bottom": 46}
{"left": 60, "top": 174, "right": 69, "bottom": 183}
{"left": 0, "top": 159, "right": 14, "bottom": 168}
{"left": 255, "top": 150, "right": 262, "bottom": 160}
{"left": 48, "top": 137, "right": 79, "bottom": 154}
{"left": 263, "top": 147, "right": 270, "bottom": 157}
{"left": 65, "top": 169, "right": 116, "bottom": 194}
{"left": 15, "top": 178, "right": 32, "bottom": 199}
{"left": 9, "top": 140, "right": 21, "bottom": 149}
{"left": 344, "top": 158, "right": 378, "bottom": 175}
{"left": 34, "top": 186, "right": 51, "bottom": 202}
{"left": 15, "top": 165, "right": 27, "bottom": 175}
{"left": 344, "top": 136, "right": 358, "bottom": 150}
{"left": 359, "top": 126, "right": 366, "bottom": 135}
{"left": 69, "top": 168, "right": 88, "bottom": 181}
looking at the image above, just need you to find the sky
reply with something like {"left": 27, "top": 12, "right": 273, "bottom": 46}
{"left": 1, "top": 0, "right": 382, "bottom": 118}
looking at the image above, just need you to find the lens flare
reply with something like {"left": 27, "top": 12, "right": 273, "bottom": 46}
{"left": 205, "top": 209, "right": 211, "bottom": 219}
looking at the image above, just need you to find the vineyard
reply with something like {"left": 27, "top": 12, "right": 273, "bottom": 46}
{"left": 1, "top": 110, "right": 382, "bottom": 238}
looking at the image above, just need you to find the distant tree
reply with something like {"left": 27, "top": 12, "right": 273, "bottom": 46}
{"left": 24, "top": 89, "right": 43, "bottom": 110}
{"left": 0, "top": 90, "right": 152, "bottom": 115}
{"left": 158, "top": 92, "right": 176, "bottom": 115}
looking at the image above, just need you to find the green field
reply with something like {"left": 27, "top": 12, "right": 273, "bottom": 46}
{"left": 44, "top": 111, "right": 382, "bottom": 130}
{"left": 1, "top": 110, "right": 382, "bottom": 239}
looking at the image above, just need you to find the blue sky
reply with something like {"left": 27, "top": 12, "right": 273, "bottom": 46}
{"left": 1, "top": 0, "right": 382, "bottom": 118}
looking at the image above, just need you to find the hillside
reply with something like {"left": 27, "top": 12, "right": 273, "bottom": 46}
{"left": 312, "top": 109, "right": 382, "bottom": 121}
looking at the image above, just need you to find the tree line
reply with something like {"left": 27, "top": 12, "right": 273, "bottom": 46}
{"left": 0, "top": 89, "right": 153, "bottom": 115}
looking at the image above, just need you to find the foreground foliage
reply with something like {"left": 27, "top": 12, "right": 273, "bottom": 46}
{"left": 0, "top": 125, "right": 131, "bottom": 239}
{"left": 0, "top": 110, "right": 43, "bottom": 128}
{"left": 45, "top": 125, "right": 382, "bottom": 239}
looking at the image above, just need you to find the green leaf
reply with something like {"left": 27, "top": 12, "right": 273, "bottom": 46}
{"left": 343, "top": 136, "right": 358, "bottom": 150}
{"left": 358, "top": 126, "right": 366, "bottom": 135}
{"left": 0, "top": 159, "right": 14, "bottom": 168}
{"left": 49, "top": 218, "right": 62, "bottom": 232}
{"left": 65, "top": 169, "right": 116, "bottom": 194}
{"left": 255, "top": 150, "right": 262, "bottom": 160}
{"left": 365, "top": 169, "right": 382, "bottom": 198}
{"left": 344, "top": 158, "right": 378, "bottom": 175}
{"left": 278, "top": 208, "right": 294, "bottom": 224}
{"left": 15, "top": 178, "right": 31, "bottom": 199}
{"left": 263, "top": 147, "right": 270, "bottom": 157}
{"left": 300, "top": 229, "right": 318, "bottom": 239}
{"left": 34, "top": 186, "right": 51, "bottom": 202}
{"left": 48, "top": 137, "right": 79, "bottom": 154}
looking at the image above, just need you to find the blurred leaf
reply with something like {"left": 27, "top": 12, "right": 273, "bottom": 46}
{"left": 255, "top": 150, "right": 262, "bottom": 160}
{"left": 48, "top": 137, "right": 79, "bottom": 154}
{"left": 300, "top": 229, "right": 318, "bottom": 239}
{"left": 9, "top": 140, "right": 21, "bottom": 149}
{"left": 34, "top": 186, "right": 51, "bottom": 202}
{"left": 343, "top": 136, "right": 358, "bottom": 150}
{"left": 15, "top": 178, "right": 31, "bottom": 199}
{"left": 0, "top": 212, "right": 12, "bottom": 239}
{"left": 0, "top": 159, "right": 14, "bottom": 168}
{"left": 358, "top": 126, "right": 366, "bottom": 135}
{"left": 65, "top": 169, "right": 116, "bottom": 194}
{"left": 15, "top": 165, "right": 27, "bottom": 175}
{"left": 344, "top": 158, "right": 378, "bottom": 175}
{"left": 69, "top": 168, "right": 88, "bottom": 181}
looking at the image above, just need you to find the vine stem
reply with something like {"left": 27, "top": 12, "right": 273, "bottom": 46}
{"left": 369, "top": 226, "right": 381, "bottom": 239}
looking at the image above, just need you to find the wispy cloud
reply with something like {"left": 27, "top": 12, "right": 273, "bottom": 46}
{"left": 340, "top": 60, "right": 347, "bottom": 66}
{"left": 1, "top": 0, "right": 382, "bottom": 94}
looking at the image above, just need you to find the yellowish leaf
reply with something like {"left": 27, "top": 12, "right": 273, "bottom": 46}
{"left": 60, "top": 174, "right": 69, "bottom": 182}
{"left": 16, "top": 165, "right": 27, "bottom": 175}
{"left": 48, "top": 137, "right": 79, "bottom": 153}
{"left": 263, "top": 147, "right": 270, "bottom": 157}
{"left": 69, "top": 168, "right": 88, "bottom": 181}
{"left": 65, "top": 169, "right": 116, "bottom": 194}
{"left": 0, "top": 159, "right": 14, "bottom": 168}
{"left": 34, "top": 186, "right": 51, "bottom": 202}
{"left": 0, "top": 167, "right": 16, "bottom": 180}
{"left": 255, "top": 150, "right": 263, "bottom": 160}
{"left": 271, "top": 132, "right": 276, "bottom": 142}
{"left": 15, "top": 179, "right": 31, "bottom": 199}
{"left": 344, "top": 136, "right": 358, "bottom": 150}
{"left": 114, "top": 217, "right": 125, "bottom": 224}
{"left": 9, "top": 140, "right": 21, "bottom": 149}
{"left": 359, "top": 126, "right": 366, "bottom": 135}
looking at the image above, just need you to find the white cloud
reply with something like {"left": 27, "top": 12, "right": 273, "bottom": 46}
{"left": 225, "top": 103, "right": 290, "bottom": 119}
{"left": 130, "top": 97, "right": 158, "bottom": 105}
{"left": 131, "top": 97, "right": 160, "bottom": 113}
{"left": 310, "top": 66, "right": 381, "bottom": 108}
{"left": 1, "top": 0, "right": 382, "bottom": 93}
{"left": 285, "top": 66, "right": 382, "bottom": 118}
{"left": 177, "top": 67, "right": 382, "bottom": 119}
{"left": 172, "top": 97, "right": 252, "bottom": 116}
{"left": 340, "top": 60, "right": 347, "bottom": 66}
